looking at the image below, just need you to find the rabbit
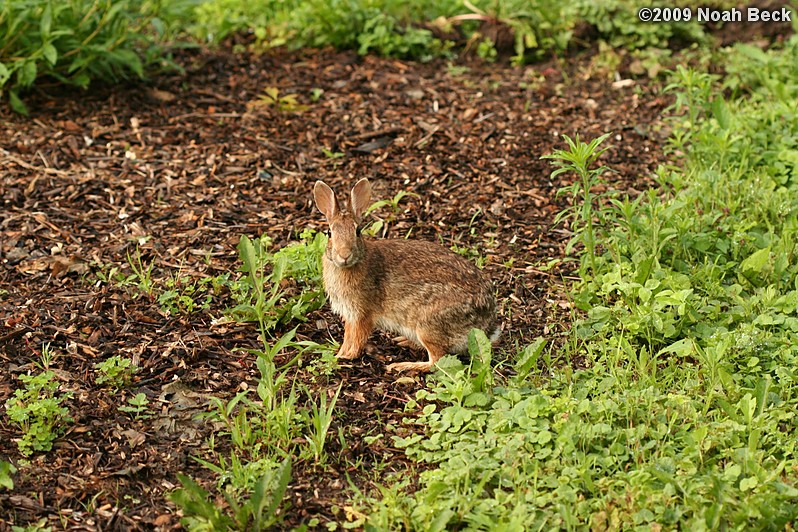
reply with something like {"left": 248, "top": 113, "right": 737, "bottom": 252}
{"left": 313, "top": 178, "right": 500, "bottom": 373}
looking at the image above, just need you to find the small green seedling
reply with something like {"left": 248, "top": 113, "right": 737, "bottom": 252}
{"left": 118, "top": 393, "right": 151, "bottom": 420}
{"left": 95, "top": 355, "right": 138, "bottom": 390}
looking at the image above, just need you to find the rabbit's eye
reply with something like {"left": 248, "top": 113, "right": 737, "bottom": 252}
{"left": 355, "top": 226, "right": 362, "bottom": 236}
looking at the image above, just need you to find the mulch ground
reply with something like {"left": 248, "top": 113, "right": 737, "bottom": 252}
{"left": 0, "top": 18, "right": 789, "bottom": 529}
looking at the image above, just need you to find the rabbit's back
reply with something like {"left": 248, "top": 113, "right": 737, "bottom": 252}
{"left": 343, "top": 238, "right": 497, "bottom": 352}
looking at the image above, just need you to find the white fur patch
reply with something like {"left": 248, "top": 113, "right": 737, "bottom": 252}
{"left": 489, "top": 326, "right": 502, "bottom": 344}
{"left": 376, "top": 317, "right": 420, "bottom": 345}
{"left": 328, "top": 294, "right": 359, "bottom": 324}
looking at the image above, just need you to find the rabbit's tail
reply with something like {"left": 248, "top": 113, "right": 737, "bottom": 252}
{"left": 489, "top": 325, "right": 502, "bottom": 344}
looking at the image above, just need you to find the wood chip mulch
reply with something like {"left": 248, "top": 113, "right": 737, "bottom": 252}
{"left": 1, "top": 44, "right": 672, "bottom": 530}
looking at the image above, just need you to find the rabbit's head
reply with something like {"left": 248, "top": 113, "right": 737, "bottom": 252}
{"left": 313, "top": 178, "right": 372, "bottom": 268}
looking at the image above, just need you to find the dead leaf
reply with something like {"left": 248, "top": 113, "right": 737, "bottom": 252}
{"left": 352, "top": 137, "right": 393, "bottom": 153}
{"left": 148, "top": 88, "right": 177, "bottom": 102}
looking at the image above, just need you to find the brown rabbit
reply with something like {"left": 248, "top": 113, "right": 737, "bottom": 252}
{"left": 313, "top": 178, "right": 499, "bottom": 373}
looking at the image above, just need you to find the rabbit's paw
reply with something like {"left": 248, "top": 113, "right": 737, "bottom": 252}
{"left": 386, "top": 360, "right": 433, "bottom": 373}
{"left": 335, "top": 346, "right": 362, "bottom": 360}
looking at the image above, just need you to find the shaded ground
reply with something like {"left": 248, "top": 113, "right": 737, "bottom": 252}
{"left": 0, "top": 36, "right": 724, "bottom": 529}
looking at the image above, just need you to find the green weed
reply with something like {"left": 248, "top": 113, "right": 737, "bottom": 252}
{"left": 180, "top": 0, "right": 713, "bottom": 65}
{"left": 578, "top": 0, "right": 707, "bottom": 51}
{"left": 170, "top": 457, "right": 291, "bottom": 531}
{"left": 34, "top": 342, "right": 56, "bottom": 370}
{"left": 125, "top": 247, "right": 155, "bottom": 298}
{"left": 363, "top": 189, "right": 417, "bottom": 237}
{"left": 157, "top": 273, "right": 227, "bottom": 316}
{"left": 248, "top": 86, "right": 308, "bottom": 112}
{"left": 544, "top": 132, "right": 612, "bottom": 277}
{"left": 304, "top": 383, "right": 343, "bottom": 464}
{"left": 227, "top": 229, "right": 326, "bottom": 333}
{"left": 118, "top": 393, "right": 151, "bottom": 420}
{"left": 176, "top": 328, "right": 343, "bottom": 525}
{"left": 11, "top": 519, "right": 52, "bottom": 532}
{"left": 321, "top": 147, "right": 345, "bottom": 160}
{"left": 450, "top": 243, "right": 488, "bottom": 269}
{"left": 4, "top": 371, "right": 73, "bottom": 456}
{"left": 362, "top": 340, "right": 798, "bottom": 529}
{"left": 94, "top": 355, "right": 138, "bottom": 390}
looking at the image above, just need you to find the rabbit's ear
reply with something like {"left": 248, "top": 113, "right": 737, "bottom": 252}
{"left": 314, "top": 181, "right": 337, "bottom": 220}
{"left": 350, "top": 178, "right": 372, "bottom": 221}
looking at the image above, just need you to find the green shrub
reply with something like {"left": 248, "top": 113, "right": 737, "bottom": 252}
{"left": 365, "top": 353, "right": 798, "bottom": 529}
{"left": 578, "top": 0, "right": 708, "bottom": 50}
{"left": 190, "top": 0, "right": 297, "bottom": 45}
{"left": 0, "top": 0, "right": 180, "bottom": 114}
{"left": 182, "top": 0, "right": 714, "bottom": 64}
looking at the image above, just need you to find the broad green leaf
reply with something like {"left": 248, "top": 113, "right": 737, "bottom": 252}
{"left": 733, "top": 43, "right": 770, "bottom": 63}
{"left": 40, "top": 2, "right": 52, "bottom": 37}
{"left": 254, "top": 457, "right": 292, "bottom": 529}
{"left": 8, "top": 90, "right": 28, "bottom": 115}
{"left": 515, "top": 337, "right": 546, "bottom": 375}
{"left": 267, "top": 327, "right": 297, "bottom": 359}
{"left": 467, "top": 328, "right": 491, "bottom": 364}
{"left": 0, "top": 461, "right": 16, "bottom": 490}
{"left": 741, "top": 246, "right": 771, "bottom": 274}
{"left": 711, "top": 97, "right": 731, "bottom": 130}
{"left": 0, "top": 62, "right": 10, "bottom": 86}
{"left": 42, "top": 43, "right": 57, "bottom": 66}
{"left": 18, "top": 61, "right": 37, "bottom": 87}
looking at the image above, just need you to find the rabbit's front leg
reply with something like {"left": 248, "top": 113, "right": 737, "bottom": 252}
{"left": 336, "top": 318, "right": 372, "bottom": 360}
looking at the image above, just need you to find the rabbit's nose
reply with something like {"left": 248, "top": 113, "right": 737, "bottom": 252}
{"left": 337, "top": 250, "right": 353, "bottom": 266}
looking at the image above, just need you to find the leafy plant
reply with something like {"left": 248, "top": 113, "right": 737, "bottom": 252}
{"left": 577, "top": 0, "right": 708, "bottom": 51}
{"left": 34, "top": 342, "right": 56, "bottom": 370}
{"left": 297, "top": 341, "right": 339, "bottom": 379}
{"left": 248, "top": 86, "right": 308, "bottom": 112}
{"left": 170, "top": 457, "right": 292, "bottom": 531}
{"left": 4, "top": 371, "right": 73, "bottom": 456}
{"left": 544, "top": 132, "right": 612, "bottom": 277}
{"left": 321, "top": 147, "right": 345, "bottom": 160}
{"left": 227, "top": 229, "right": 326, "bottom": 332}
{"left": 157, "top": 273, "right": 227, "bottom": 316}
{"left": 447, "top": 0, "right": 577, "bottom": 63}
{"left": 304, "top": 383, "right": 342, "bottom": 464}
{"left": 0, "top": 460, "right": 16, "bottom": 490}
{"left": 11, "top": 519, "right": 52, "bottom": 532}
{"left": 362, "top": 339, "right": 798, "bottom": 529}
{"left": 94, "top": 355, "right": 138, "bottom": 390}
{"left": 450, "top": 243, "right": 488, "bottom": 269}
{"left": 118, "top": 392, "right": 151, "bottom": 419}
{"left": 125, "top": 247, "right": 155, "bottom": 298}
{"left": 363, "top": 189, "right": 418, "bottom": 237}
{"left": 189, "top": 0, "right": 296, "bottom": 45}
{"left": 0, "top": 0, "right": 180, "bottom": 114}
{"left": 175, "top": 329, "right": 338, "bottom": 527}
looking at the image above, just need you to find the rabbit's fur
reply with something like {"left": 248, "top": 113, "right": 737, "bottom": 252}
{"left": 313, "top": 178, "right": 499, "bottom": 373}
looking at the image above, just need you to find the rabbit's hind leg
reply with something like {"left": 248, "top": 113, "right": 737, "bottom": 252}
{"left": 386, "top": 333, "right": 446, "bottom": 373}
{"left": 392, "top": 336, "right": 423, "bottom": 349}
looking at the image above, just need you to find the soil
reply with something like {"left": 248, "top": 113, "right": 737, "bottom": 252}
{"left": 0, "top": 17, "right": 791, "bottom": 530}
